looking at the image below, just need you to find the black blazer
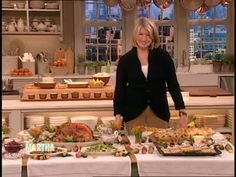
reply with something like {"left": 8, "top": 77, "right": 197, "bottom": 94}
{"left": 113, "top": 47, "right": 185, "bottom": 122}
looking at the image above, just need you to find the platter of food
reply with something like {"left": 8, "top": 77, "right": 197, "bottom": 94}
{"left": 85, "top": 144, "right": 117, "bottom": 155}
{"left": 155, "top": 144, "right": 222, "bottom": 156}
{"left": 52, "top": 138, "right": 102, "bottom": 149}
{"left": 25, "top": 147, "right": 67, "bottom": 157}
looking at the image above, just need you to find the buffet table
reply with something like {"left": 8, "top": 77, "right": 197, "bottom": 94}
{"left": 2, "top": 158, "right": 22, "bottom": 177}
{"left": 2, "top": 138, "right": 234, "bottom": 177}
{"left": 27, "top": 154, "right": 131, "bottom": 177}
{"left": 128, "top": 136, "right": 234, "bottom": 177}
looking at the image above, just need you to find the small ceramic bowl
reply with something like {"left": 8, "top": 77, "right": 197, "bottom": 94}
{"left": 61, "top": 93, "right": 69, "bottom": 99}
{"left": 105, "top": 92, "right": 113, "bottom": 98}
{"left": 50, "top": 93, "right": 58, "bottom": 99}
{"left": 39, "top": 93, "right": 47, "bottom": 99}
{"left": 28, "top": 94, "right": 35, "bottom": 100}
{"left": 94, "top": 92, "right": 102, "bottom": 99}
{"left": 83, "top": 92, "right": 91, "bottom": 99}
{"left": 71, "top": 92, "right": 79, "bottom": 99}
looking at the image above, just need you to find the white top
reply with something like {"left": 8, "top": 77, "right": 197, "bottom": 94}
{"left": 141, "top": 65, "right": 148, "bottom": 78}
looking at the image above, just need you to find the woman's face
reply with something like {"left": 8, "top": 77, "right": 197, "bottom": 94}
{"left": 136, "top": 28, "right": 152, "bottom": 50}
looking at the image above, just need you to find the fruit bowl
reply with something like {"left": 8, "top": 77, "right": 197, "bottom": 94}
{"left": 4, "top": 139, "right": 24, "bottom": 154}
{"left": 92, "top": 72, "right": 110, "bottom": 86}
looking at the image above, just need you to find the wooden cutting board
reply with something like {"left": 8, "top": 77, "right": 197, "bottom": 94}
{"left": 181, "top": 86, "right": 233, "bottom": 97}
{"left": 65, "top": 47, "right": 74, "bottom": 74}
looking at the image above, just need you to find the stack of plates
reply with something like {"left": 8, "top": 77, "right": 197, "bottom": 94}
{"left": 169, "top": 116, "right": 179, "bottom": 129}
{"left": 25, "top": 115, "right": 45, "bottom": 128}
{"left": 48, "top": 116, "right": 68, "bottom": 126}
{"left": 203, "top": 114, "right": 226, "bottom": 130}
{"left": 227, "top": 109, "right": 234, "bottom": 129}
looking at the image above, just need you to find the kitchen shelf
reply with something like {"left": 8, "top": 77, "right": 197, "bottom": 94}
{"left": 2, "top": 31, "right": 61, "bottom": 35}
{"left": 2, "top": 0, "right": 63, "bottom": 35}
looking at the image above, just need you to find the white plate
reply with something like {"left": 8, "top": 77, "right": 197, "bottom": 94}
{"left": 86, "top": 151, "right": 115, "bottom": 155}
{"left": 25, "top": 147, "right": 67, "bottom": 157}
{"left": 51, "top": 139, "right": 103, "bottom": 149}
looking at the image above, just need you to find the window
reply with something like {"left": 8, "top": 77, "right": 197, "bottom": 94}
{"left": 137, "top": 1, "right": 175, "bottom": 57}
{"left": 84, "top": 0, "right": 122, "bottom": 62}
{"left": 188, "top": 4, "right": 227, "bottom": 59}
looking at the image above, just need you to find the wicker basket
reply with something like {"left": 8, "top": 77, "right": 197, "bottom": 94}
{"left": 50, "top": 66, "right": 68, "bottom": 76}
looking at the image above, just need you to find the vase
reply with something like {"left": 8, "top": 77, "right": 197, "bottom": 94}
{"left": 77, "top": 63, "right": 86, "bottom": 74}
{"left": 87, "top": 66, "right": 96, "bottom": 75}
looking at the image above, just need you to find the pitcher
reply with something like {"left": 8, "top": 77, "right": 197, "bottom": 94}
{"left": 16, "top": 18, "right": 25, "bottom": 32}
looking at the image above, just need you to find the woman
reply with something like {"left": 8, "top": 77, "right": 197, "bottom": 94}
{"left": 113, "top": 17, "right": 187, "bottom": 133}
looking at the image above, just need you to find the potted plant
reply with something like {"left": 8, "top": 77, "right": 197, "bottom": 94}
{"left": 94, "top": 60, "right": 106, "bottom": 73}
{"left": 221, "top": 54, "right": 234, "bottom": 73}
{"left": 212, "top": 53, "right": 223, "bottom": 73}
{"left": 77, "top": 54, "right": 86, "bottom": 74}
{"left": 85, "top": 61, "right": 96, "bottom": 75}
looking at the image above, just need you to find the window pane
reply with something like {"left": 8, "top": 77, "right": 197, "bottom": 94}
{"left": 137, "top": 1, "right": 175, "bottom": 57}
{"left": 215, "top": 4, "right": 227, "bottom": 19}
{"left": 110, "top": 5, "right": 122, "bottom": 20}
{"left": 189, "top": 4, "right": 227, "bottom": 19}
{"left": 85, "top": 2, "right": 97, "bottom": 20}
{"left": 84, "top": 0, "right": 122, "bottom": 62}
{"left": 162, "top": 3, "right": 174, "bottom": 20}
{"left": 215, "top": 25, "right": 227, "bottom": 42}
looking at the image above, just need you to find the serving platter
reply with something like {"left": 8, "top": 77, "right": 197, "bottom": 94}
{"left": 51, "top": 138, "right": 103, "bottom": 150}
{"left": 25, "top": 147, "right": 67, "bottom": 157}
{"left": 155, "top": 145, "right": 222, "bottom": 156}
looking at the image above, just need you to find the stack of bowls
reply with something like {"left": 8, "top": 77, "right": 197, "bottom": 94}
{"left": 25, "top": 115, "right": 45, "bottom": 128}
{"left": 70, "top": 116, "right": 98, "bottom": 130}
{"left": 48, "top": 116, "right": 68, "bottom": 126}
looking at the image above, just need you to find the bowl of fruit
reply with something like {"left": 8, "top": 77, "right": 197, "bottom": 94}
{"left": 92, "top": 72, "right": 110, "bottom": 86}
{"left": 88, "top": 79, "right": 104, "bottom": 88}
{"left": 4, "top": 139, "right": 24, "bottom": 154}
{"left": 50, "top": 59, "right": 68, "bottom": 76}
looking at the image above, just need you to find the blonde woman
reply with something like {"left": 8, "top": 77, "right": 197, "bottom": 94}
{"left": 113, "top": 17, "right": 187, "bottom": 133}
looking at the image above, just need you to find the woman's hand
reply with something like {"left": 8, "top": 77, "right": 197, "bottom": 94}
{"left": 113, "top": 114, "right": 123, "bottom": 130}
{"left": 177, "top": 110, "right": 188, "bottom": 128}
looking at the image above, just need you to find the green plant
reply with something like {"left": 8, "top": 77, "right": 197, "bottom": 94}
{"left": 212, "top": 53, "right": 224, "bottom": 64}
{"left": 221, "top": 54, "right": 234, "bottom": 65}
{"left": 77, "top": 54, "right": 86, "bottom": 64}
{"left": 94, "top": 60, "right": 106, "bottom": 66}
{"left": 85, "top": 61, "right": 96, "bottom": 67}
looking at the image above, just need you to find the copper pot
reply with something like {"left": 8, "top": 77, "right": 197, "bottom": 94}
{"left": 138, "top": 0, "right": 152, "bottom": 8}
{"left": 221, "top": 0, "right": 232, "bottom": 6}
{"left": 204, "top": 0, "right": 221, "bottom": 7}
{"left": 153, "top": 0, "right": 173, "bottom": 9}
{"left": 180, "top": 0, "right": 203, "bottom": 11}
{"left": 196, "top": 3, "right": 208, "bottom": 14}
{"left": 103, "top": 0, "right": 119, "bottom": 7}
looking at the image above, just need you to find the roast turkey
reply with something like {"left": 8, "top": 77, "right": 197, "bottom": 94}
{"left": 53, "top": 122, "right": 94, "bottom": 142}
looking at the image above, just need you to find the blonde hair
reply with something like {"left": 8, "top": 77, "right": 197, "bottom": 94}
{"left": 132, "top": 17, "right": 160, "bottom": 49}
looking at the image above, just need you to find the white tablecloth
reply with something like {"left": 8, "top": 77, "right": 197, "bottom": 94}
{"left": 27, "top": 153, "right": 131, "bottom": 177}
{"left": 2, "top": 159, "right": 22, "bottom": 177}
{"left": 128, "top": 135, "right": 234, "bottom": 176}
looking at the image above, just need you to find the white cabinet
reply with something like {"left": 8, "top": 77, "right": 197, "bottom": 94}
{"left": 2, "top": 0, "right": 63, "bottom": 35}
